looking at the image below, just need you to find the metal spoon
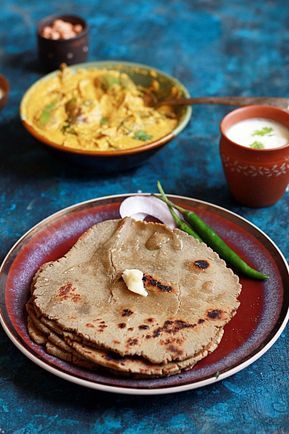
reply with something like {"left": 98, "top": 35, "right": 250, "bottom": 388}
{"left": 151, "top": 96, "right": 289, "bottom": 110}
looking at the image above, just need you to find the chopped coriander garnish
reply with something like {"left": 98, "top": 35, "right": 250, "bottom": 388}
{"left": 252, "top": 126, "right": 273, "bottom": 137}
{"left": 65, "top": 97, "right": 79, "bottom": 120}
{"left": 101, "top": 76, "right": 120, "bottom": 90}
{"left": 100, "top": 116, "right": 108, "bottom": 126}
{"left": 67, "top": 128, "right": 77, "bottom": 135}
{"left": 107, "top": 76, "right": 120, "bottom": 87}
{"left": 62, "top": 123, "right": 77, "bottom": 135}
{"left": 62, "top": 123, "right": 69, "bottom": 133}
{"left": 133, "top": 130, "right": 153, "bottom": 141}
{"left": 250, "top": 141, "right": 265, "bottom": 149}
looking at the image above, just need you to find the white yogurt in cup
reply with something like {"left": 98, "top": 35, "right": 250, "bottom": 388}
{"left": 219, "top": 105, "right": 289, "bottom": 207}
{"left": 226, "top": 118, "right": 289, "bottom": 149}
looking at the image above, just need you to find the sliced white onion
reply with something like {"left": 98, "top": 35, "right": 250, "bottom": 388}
{"left": 119, "top": 195, "right": 180, "bottom": 229}
{"left": 130, "top": 212, "right": 148, "bottom": 220}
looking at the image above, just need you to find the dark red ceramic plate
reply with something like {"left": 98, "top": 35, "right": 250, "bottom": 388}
{"left": 0, "top": 195, "right": 288, "bottom": 395}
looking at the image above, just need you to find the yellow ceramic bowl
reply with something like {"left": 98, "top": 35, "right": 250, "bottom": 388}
{"left": 20, "top": 61, "right": 192, "bottom": 171}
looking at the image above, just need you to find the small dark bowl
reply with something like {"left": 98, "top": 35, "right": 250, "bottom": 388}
{"left": 37, "top": 15, "right": 88, "bottom": 71}
{"left": 0, "top": 75, "right": 9, "bottom": 111}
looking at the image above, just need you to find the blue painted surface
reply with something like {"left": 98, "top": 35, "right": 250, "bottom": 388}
{"left": 1, "top": 0, "right": 289, "bottom": 432}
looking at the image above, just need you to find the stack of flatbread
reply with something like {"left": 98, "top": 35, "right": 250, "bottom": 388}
{"left": 26, "top": 218, "right": 241, "bottom": 378}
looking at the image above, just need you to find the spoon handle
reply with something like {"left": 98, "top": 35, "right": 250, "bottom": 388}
{"left": 158, "top": 96, "right": 289, "bottom": 109}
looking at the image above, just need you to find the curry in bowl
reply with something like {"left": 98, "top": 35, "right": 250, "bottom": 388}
{"left": 21, "top": 64, "right": 185, "bottom": 152}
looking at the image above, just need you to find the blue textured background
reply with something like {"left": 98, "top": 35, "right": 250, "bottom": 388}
{"left": 1, "top": 0, "right": 289, "bottom": 432}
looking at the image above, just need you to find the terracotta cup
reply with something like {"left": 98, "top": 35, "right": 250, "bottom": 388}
{"left": 220, "top": 105, "right": 289, "bottom": 207}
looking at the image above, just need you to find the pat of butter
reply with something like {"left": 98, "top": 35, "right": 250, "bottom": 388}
{"left": 122, "top": 269, "right": 148, "bottom": 297}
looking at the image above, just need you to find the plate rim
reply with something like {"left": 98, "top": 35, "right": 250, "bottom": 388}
{"left": 1, "top": 193, "right": 289, "bottom": 395}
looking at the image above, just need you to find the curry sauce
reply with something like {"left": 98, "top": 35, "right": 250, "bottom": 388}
{"left": 23, "top": 66, "right": 178, "bottom": 151}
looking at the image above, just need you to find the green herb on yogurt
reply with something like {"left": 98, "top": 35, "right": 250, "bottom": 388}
{"left": 250, "top": 141, "right": 265, "bottom": 149}
{"left": 252, "top": 126, "right": 273, "bottom": 137}
{"left": 133, "top": 130, "right": 153, "bottom": 141}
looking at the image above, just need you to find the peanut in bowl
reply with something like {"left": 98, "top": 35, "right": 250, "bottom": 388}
{"left": 20, "top": 61, "right": 192, "bottom": 171}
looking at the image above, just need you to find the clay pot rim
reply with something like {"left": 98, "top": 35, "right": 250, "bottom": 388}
{"left": 220, "top": 105, "right": 289, "bottom": 153}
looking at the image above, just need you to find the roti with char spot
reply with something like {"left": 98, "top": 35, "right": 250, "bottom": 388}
{"left": 27, "top": 217, "right": 241, "bottom": 374}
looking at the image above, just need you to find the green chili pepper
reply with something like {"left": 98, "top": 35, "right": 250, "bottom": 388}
{"left": 158, "top": 182, "right": 202, "bottom": 241}
{"left": 168, "top": 204, "right": 203, "bottom": 242}
{"left": 157, "top": 181, "right": 269, "bottom": 281}
{"left": 39, "top": 100, "right": 58, "bottom": 127}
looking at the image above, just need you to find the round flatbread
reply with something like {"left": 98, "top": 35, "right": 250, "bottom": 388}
{"left": 27, "top": 217, "right": 241, "bottom": 372}
{"left": 27, "top": 303, "right": 224, "bottom": 377}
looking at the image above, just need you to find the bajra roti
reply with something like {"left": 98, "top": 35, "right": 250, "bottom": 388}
{"left": 27, "top": 217, "right": 241, "bottom": 373}
{"left": 27, "top": 300, "right": 224, "bottom": 377}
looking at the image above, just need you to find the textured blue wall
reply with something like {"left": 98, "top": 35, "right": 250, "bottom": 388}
{"left": 1, "top": 0, "right": 289, "bottom": 432}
